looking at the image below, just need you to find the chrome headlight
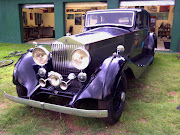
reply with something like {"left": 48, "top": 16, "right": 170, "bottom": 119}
{"left": 32, "top": 46, "right": 50, "bottom": 66}
{"left": 71, "top": 48, "right": 90, "bottom": 70}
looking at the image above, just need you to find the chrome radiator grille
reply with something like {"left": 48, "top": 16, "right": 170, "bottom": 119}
{"left": 51, "top": 42, "right": 84, "bottom": 75}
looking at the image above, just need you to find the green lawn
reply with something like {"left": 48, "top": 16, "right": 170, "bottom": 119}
{"left": 0, "top": 43, "right": 180, "bottom": 135}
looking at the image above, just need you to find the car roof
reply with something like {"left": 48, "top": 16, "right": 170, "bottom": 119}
{"left": 86, "top": 8, "right": 147, "bottom": 14}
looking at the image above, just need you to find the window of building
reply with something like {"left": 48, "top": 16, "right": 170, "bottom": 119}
{"left": 35, "top": 13, "right": 42, "bottom": 26}
{"left": 22, "top": 12, "right": 27, "bottom": 25}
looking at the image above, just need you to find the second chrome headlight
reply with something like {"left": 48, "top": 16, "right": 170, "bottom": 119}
{"left": 71, "top": 48, "right": 90, "bottom": 70}
{"left": 32, "top": 46, "right": 50, "bottom": 66}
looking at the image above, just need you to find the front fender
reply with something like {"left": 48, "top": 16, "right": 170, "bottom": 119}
{"left": 73, "top": 55, "right": 126, "bottom": 103}
{"left": 145, "top": 32, "right": 156, "bottom": 51}
{"left": 13, "top": 51, "right": 38, "bottom": 95}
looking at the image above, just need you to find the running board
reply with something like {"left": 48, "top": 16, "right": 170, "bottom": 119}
{"left": 134, "top": 55, "right": 153, "bottom": 67}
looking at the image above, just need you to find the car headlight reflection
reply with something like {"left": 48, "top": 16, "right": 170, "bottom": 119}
{"left": 32, "top": 46, "right": 50, "bottom": 66}
{"left": 71, "top": 48, "right": 90, "bottom": 70}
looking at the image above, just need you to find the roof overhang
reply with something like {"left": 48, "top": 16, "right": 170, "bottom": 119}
{"left": 21, "top": 0, "right": 175, "bottom": 9}
{"left": 22, "top": 4, "right": 54, "bottom": 8}
{"left": 120, "top": 0, "right": 175, "bottom": 6}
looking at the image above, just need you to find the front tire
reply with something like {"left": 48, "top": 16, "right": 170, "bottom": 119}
{"left": 149, "top": 43, "right": 155, "bottom": 65}
{"left": 99, "top": 73, "right": 127, "bottom": 125}
{"left": 150, "top": 34, "right": 156, "bottom": 65}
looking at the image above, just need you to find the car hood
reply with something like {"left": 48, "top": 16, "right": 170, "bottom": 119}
{"left": 56, "top": 27, "right": 130, "bottom": 45}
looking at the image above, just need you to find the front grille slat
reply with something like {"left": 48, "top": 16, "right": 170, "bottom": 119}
{"left": 56, "top": 44, "right": 59, "bottom": 71}
{"left": 63, "top": 44, "right": 65, "bottom": 74}
{"left": 60, "top": 44, "right": 62, "bottom": 72}
{"left": 51, "top": 42, "right": 84, "bottom": 75}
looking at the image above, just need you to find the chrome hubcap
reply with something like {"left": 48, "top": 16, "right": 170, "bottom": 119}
{"left": 121, "top": 92, "right": 125, "bottom": 102}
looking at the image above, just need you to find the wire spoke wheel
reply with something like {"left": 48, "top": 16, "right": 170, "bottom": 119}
{"left": 107, "top": 74, "right": 127, "bottom": 125}
{"left": 0, "top": 60, "right": 14, "bottom": 68}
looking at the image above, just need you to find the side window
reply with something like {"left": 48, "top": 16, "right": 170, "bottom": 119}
{"left": 136, "top": 12, "right": 145, "bottom": 29}
{"left": 22, "top": 12, "right": 27, "bottom": 26}
{"left": 144, "top": 13, "right": 149, "bottom": 28}
{"left": 35, "top": 13, "right": 42, "bottom": 26}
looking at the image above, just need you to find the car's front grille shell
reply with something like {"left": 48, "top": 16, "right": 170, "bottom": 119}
{"left": 51, "top": 42, "right": 84, "bottom": 75}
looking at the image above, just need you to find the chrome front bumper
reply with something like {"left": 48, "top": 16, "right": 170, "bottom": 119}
{"left": 4, "top": 92, "right": 108, "bottom": 118}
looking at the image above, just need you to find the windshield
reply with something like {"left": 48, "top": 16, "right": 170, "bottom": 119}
{"left": 86, "top": 11, "right": 134, "bottom": 27}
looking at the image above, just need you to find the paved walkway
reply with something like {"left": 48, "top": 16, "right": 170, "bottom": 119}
{"left": 26, "top": 38, "right": 55, "bottom": 45}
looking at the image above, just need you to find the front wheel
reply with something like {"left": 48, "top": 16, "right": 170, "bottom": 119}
{"left": 150, "top": 43, "right": 155, "bottom": 65}
{"left": 99, "top": 73, "right": 127, "bottom": 125}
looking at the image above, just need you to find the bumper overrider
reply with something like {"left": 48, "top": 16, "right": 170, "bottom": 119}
{"left": 4, "top": 92, "right": 108, "bottom": 118}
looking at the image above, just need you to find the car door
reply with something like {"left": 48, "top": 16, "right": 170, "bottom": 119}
{"left": 130, "top": 11, "right": 149, "bottom": 63}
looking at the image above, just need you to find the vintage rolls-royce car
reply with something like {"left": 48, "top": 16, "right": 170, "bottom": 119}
{"left": 5, "top": 9, "right": 157, "bottom": 125}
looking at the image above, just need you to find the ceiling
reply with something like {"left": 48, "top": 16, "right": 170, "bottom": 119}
{"left": 22, "top": 0, "right": 175, "bottom": 9}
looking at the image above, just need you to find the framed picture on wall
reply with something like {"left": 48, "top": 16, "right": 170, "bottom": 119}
{"left": 160, "top": 6, "right": 170, "bottom": 12}
{"left": 148, "top": 6, "right": 157, "bottom": 12}
{"left": 157, "top": 13, "right": 168, "bottom": 20}
{"left": 151, "top": 17, "right": 156, "bottom": 24}
{"left": 67, "top": 14, "right": 74, "bottom": 19}
{"left": 75, "top": 14, "right": 82, "bottom": 25}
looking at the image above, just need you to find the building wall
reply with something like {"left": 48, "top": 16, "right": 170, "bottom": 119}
{"left": 0, "top": 0, "right": 179, "bottom": 52}
{"left": 0, "top": 0, "right": 55, "bottom": 44}
{"left": 65, "top": 5, "right": 107, "bottom": 35}
{"left": 144, "top": 5, "right": 174, "bottom": 37}
{"left": 0, "top": 0, "right": 111, "bottom": 44}
{"left": 42, "top": 13, "right": 55, "bottom": 29}
{"left": 120, "top": 5, "right": 174, "bottom": 37}
{"left": 0, "top": 0, "right": 23, "bottom": 43}
{"left": 171, "top": 0, "right": 180, "bottom": 52}
{"left": 22, "top": 8, "right": 44, "bottom": 27}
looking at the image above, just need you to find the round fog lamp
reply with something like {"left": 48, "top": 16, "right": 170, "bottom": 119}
{"left": 38, "top": 68, "right": 46, "bottom": 77}
{"left": 78, "top": 72, "right": 87, "bottom": 82}
{"left": 48, "top": 71, "right": 62, "bottom": 87}
{"left": 68, "top": 73, "right": 76, "bottom": 80}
